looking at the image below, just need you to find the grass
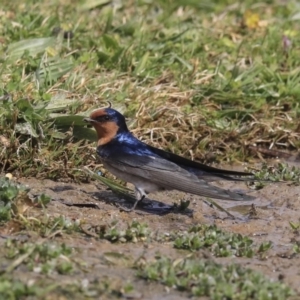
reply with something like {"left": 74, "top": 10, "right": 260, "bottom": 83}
{"left": 173, "top": 224, "right": 272, "bottom": 257}
{"left": 82, "top": 220, "right": 272, "bottom": 259}
{"left": 0, "top": 218, "right": 290, "bottom": 298}
{"left": 0, "top": 274, "right": 135, "bottom": 299}
{"left": 1, "top": 0, "right": 300, "bottom": 298}
{"left": 1, "top": 0, "right": 300, "bottom": 181}
{"left": 4, "top": 239, "right": 73, "bottom": 275}
{"left": 82, "top": 220, "right": 152, "bottom": 242}
{"left": 0, "top": 176, "right": 50, "bottom": 222}
{"left": 138, "top": 255, "right": 294, "bottom": 299}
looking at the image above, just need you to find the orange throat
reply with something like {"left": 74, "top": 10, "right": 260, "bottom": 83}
{"left": 93, "top": 122, "right": 119, "bottom": 146}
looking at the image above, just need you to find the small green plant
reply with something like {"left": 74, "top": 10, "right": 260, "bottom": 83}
{"left": 258, "top": 241, "right": 273, "bottom": 253}
{"left": 90, "top": 221, "right": 152, "bottom": 243}
{"left": 138, "top": 256, "right": 294, "bottom": 299}
{"left": 251, "top": 163, "right": 300, "bottom": 184}
{"left": 173, "top": 224, "right": 257, "bottom": 257}
{"left": 23, "top": 215, "right": 81, "bottom": 237}
{"left": 289, "top": 221, "right": 300, "bottom": 233}
{"left": 289, "top": 221, "right": 300, "bottom": 255}
{"left": 70, "top": 278, "right": 136, "bottom": 299}
{"left": 173, "top": 199, "right": 190, "bottom": 211}
{"left": 5, "top": 240, "right": 73, "bottom": 275}
{"left": 0, "top": 276, "right": 43, "bottom": 299}
{"left": 0, "top": 177, "right": 50, "bottom": 222}
{"left": 293, "top": 243, "right": 300, "bottom": 254}
{"left": 0, "top": 275, "right": 136, "bottom": 299}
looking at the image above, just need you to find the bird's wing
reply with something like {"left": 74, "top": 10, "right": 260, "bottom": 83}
{"left": 146, "top": 144, "right": 255, "bottom": 180}
{"left": 105, "top": 153, "right": 254, "bottom": 201}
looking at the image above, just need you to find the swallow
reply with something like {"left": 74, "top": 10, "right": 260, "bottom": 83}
{"left": 84, "top": 106, "right": 256, "bottom": 211}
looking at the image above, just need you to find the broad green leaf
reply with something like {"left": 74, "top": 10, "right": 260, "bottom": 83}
{"left": 50, "top": 114, "right": 87, "bottom": 127}
{"left": 81, "top": 167, "right": 135, "bottom": 202}
{"left": 6, "top": 37, "right": 56, "bottom": 62}
{"left": 49, "top": 127, "right": 96, "bottom": 141}
{"left": 72, "top": 126, "right": 97, "bottom": 141}
{"left": 46, "top": 94, "right": 79, "bottom": 112}
{"left": 36, "top": 56, "right": 74, "bottom": 87}
{"left": 50, "top": 115, "right": 97, "bottom": 141}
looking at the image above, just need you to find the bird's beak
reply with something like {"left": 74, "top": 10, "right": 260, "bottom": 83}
{"left": 83, "top": 117, "right": 95, "bottom": 123}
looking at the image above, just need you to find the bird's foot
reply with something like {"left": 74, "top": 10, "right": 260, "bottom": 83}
{"left": 116, "top": 198, "right": 140, "bottom": 212}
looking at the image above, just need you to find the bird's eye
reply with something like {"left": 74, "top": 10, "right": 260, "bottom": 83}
{"left": 96, "top": 115, "right": 110, "bottom": 122}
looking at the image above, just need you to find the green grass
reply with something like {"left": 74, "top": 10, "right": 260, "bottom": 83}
{"left": 4, "top": 239, "right": 73, "bottom": 274}
{"left": 82, "top": 220, "right": 272, "bottom": 258}
{"left": 0, "top": 176, "right": 50, "bottom": 222}
{"left": 0, "top": 219, "right": 289, "bottom": 298}
{"left": 0, "top": 274, "right": 135, "bottom": 299}
{"left": 84, "top": 220, "right": 152, "bottom": 242}
{"left": 138, "top": 255, "right": 294, "bottom": 299}
{"left": 173, "top": 224, "right": 272, "bottom": 257}
{"left": 1, "top": 0, "right": 300, "bottom": 180}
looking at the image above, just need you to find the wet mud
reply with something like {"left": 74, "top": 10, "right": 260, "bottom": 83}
{"left": 1, "top": 167, "right": 300, "bottom": 299}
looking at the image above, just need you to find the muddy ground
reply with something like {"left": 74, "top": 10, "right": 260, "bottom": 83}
{"left": 1, "top": 163, "right": 300, "bottom": 299}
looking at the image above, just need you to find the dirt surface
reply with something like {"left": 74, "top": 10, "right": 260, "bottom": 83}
{"left": 1, "top": 167, "right": 300, "bottom": 299}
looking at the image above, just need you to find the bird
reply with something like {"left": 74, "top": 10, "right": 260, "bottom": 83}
{"left": 84, "top": 106, "right": 256, "bottom": 211}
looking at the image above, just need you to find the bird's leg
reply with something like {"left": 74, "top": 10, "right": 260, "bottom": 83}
{"left": 127, "top": 194, "right": 145, "bottom": 211}
{"left": 116, "top": 188, "right": 146, "bottom": 212}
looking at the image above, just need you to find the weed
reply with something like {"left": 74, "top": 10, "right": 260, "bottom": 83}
{"left": 0, "top": 275, "right": 135, "bottom": 299}
{"left": 293, "top": 244, "right": 300, "bottom": 254}
{"left": 138, "top": 255, "right": 294, "bottom": 299}
{"left": 5, "top": 239, "right": 73, "bottom": 275}
{"left": 3, "top": 215, "right": 82, "bottom": 238}
{"left": 173, "top": 224, "right": 271, "bottom": 258}
{"left": 84, "top": 221, "right": 271, "bottom": 260}
{"left": 0, "top": 276, "right": 43, "bottom": 299}
{"left": 289, "top": 221, "right": 300, "bottom": 233}
{"left": 0, "top": 177, "right": 50, "bottom": 222}
{"left": 250, "top": 163, "right": 300, "bottom": 184}
{"left": 289, "top": 221, "right": 300, "bottom": 255}
{"left": 94, "top": 221, "right": 151, "bottom": 243}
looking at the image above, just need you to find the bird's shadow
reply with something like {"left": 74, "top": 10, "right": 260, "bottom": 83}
{"left": 90, "top": 190, "right": 194, "bottom": 216}
{"left": 49, "top": 185, "right": 193, "bottom": 216}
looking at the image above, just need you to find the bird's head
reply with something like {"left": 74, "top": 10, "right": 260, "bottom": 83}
{"left": 84, "top": 108, "right": 129, "bottom": 145}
